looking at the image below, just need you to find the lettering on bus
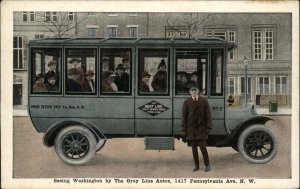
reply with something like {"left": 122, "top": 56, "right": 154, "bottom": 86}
{"left": 30, "top": 105, "right": 85, "bottom": 110}
{"left": 138, "top": 101, "right": 169, "bottom": 116}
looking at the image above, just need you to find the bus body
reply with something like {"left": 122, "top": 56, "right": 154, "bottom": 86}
{"left": 28, "top": 38, "right": 278, "bottom": 165}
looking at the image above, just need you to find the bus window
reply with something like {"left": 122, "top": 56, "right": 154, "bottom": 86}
{"left": 31, "top": 48, "right": 61, "bottom": 94}
{"left": 175, "top": 49, "right": 207, "bottom": 95}
{"left": 211, "top": 49, "right": 223, "bottom": 96}
{"left": 138, "top": 49, "right": 169, "bottom": 95}
{"left": 66, "top": 49, "right": 97, "bottom": 94}
{"left": 101, "top": 49, "right": 131, "bottom": 94}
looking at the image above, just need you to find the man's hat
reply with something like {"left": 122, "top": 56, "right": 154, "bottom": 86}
{"left": 141, "top": 71, "right": 151, "bottom": 78}
{"left": 190, "top": 71, "right": 198, "bottom": 77}
{"left": 47, "top": 73, "right": 57, "bottom": 79}
{"left": 84, "top": 70, "right": 95, "bottom": 75}
{"left": 122, "top": 57, "right": 129, "bottom": 63}
{"left": 116, "top": 64, "right": 125, "bottom": 70}
{"left": 102, "top": 57, "right": 109, "bottom": 62}
{"left": 47, "top": 60, "right": 57, "bottom": 66}
{"left": 177, "top": 71, "right": 188, "bottom": 77}
{"left": 69, "top": 58, "right": 81, "bottom": 63}
{"left": 35, "top": 73, "right": 45, "bottom": 81}
{"left": 189, "top": 85, "right": 199, "bottom": 91}
{"left": 68, "top": 68, "right": 80, "bottom": 75}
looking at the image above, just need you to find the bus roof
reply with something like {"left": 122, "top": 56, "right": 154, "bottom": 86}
{"left": 28, "top": 37, "right": 236, "bottom": 50}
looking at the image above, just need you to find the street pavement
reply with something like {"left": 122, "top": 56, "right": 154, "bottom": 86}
{"left": 12, "top": 115, "right": 291, "bottom": 178}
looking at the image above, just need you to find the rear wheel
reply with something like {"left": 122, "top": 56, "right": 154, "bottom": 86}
{"left": 54, "top": 126, "right": 96, "bottom": 165}
{"left": 238, "top": 125, "right": 279, "bottom": 164}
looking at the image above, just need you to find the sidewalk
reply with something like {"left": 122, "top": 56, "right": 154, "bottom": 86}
{"left": 13, "top": 107, "right": 291, "bottom": 117}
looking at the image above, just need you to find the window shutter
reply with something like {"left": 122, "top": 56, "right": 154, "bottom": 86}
{"left": 23, "top": 36, "right": 28, "bottom": 69}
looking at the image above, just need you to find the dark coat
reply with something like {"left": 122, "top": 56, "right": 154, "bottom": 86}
{"left": 66, "top": 78, "right": 81, "bottom": 92}
{"left": 182, "top": 96, "right": 212, "bottom": 141}
{"left": 46, "top": 83, "right": 59, "bottom": 92}
{"left": 139, "top": 80, "right": 150, "bottom": 92}
{"left": 102, "top": 80, "right": 115, "bottom": 92}
{"left": 151, "top": 71, "right": 167, "bottom": 92}
{"left": 114, "top": 73, "right": 130, "bottom": 92}
{"left": 82, "top": 79, "right": 95, "bottom": 92}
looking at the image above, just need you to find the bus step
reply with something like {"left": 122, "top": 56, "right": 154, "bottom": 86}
{"left": 144, "top": 137, "right": 175, "bottom": 151}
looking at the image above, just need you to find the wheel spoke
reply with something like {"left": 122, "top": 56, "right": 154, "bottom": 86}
{"left": 254, "top": 149, "right": 258, "bottom": 157}
{"left": 259, "top": 149, "right": 264, "bottom": 156}
{"left": 262, "top": 146, "right": 270, "bottom": 151}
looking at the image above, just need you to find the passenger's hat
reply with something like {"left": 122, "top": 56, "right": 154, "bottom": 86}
{"left": 116, "top": 64, "right": 125, "bottom": 70}
{"left": 190, "top": 71, "right": 198, "bottom": 77}
{"left": 177, "top": 71, "right": 188, "bottom": 77}
{"left": 69, "top": 58, "right": 81, "bottom": 63}
{"left": 35, "top": 73, "right": 45, "bottom": 81}
{"left": 141, "top": 71, "right": 151, "bottom": 78}
{"left": 122, "top": 57, "right": 129, "bottom": 63}
{"left": 157, "top": 59, "right": 166, "bottom": 69}
{"left": 47, "top": 60, "right": 57, "bottom": 66}
{"left": 102, "top": 57, "right": 109, "bottom": 62}
{"left": 189, "top": 85, "right": 199, "bottom": 91}
{"left": 68, "top": 68, "right": 80, "bottom": 75}
{"left": 84, "top": 70, "right": 95, "bottom": 75}
{"left": 103, "top": 71, "right": 116, "bottom": 79}
{"left": 47, "top": 73, "right": 57, "bottom": 79}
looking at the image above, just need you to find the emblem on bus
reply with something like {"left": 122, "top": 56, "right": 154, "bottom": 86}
{"left": 138, "top": 101, "right": 169, "bottom": 116}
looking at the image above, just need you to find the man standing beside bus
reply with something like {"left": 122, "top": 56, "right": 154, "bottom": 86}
{"left": 182, "top": 85, "right": 212, "bottom": 172}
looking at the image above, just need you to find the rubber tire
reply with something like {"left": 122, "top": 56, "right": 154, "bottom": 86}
{"left": 238, "top": 125, "right": 279, "bottom": 164}
{"left": 96, "top": 139, "right": 107, "bottom": 152}
{"left": 54, "top": 126, "right": 96, "bottom": 165}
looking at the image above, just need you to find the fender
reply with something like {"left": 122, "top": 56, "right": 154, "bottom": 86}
{"left": 216, "top": 115, "right": 274, "bottom": 147}
{"left": 43, "top": 118, "right": 105, "bottom": 147}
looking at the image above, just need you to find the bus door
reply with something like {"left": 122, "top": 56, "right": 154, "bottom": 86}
{"left": 173, "top": 48, "right": 209, "bottom": 135}
{"left": 134, "top": 48, "right": 173, "bottom": 136}
{"left": 98, "top": 48, "right": 135, "bottom": 135}
{"left": 208, "top": 48, "right": 226, "bottom": 135}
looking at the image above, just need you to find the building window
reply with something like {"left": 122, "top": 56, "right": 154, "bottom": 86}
{"left": 128, "top": 27, "right": 138, "bottom": 38}
{"left": 108, "top": 26, "right": 118, "bottom": 38}
{"left": 228, "top": 77, "right": 235, "bottom": 95}
{"left": 52, "top": 12, "right": 57, "bottom": 22}
{"left": 241, "top": 77, "right": 251, "bottom": 101}
{"left": 252, "top": 29, "right": 274, "bottom": 60}
{"left": 35, "top": 34, "right": 44, "bottom": 39}
{"left": 22, "top": 12, "right": 28, "bottom": 22}
{"left": 167, "top": 32, "right": 174, "bottom": 38}
{"left": 179, "top": 31, "right": 188, "bottom": 37}
{"left": 29, "top": 12, "right": 35, "bottom": 22}
{"left": 68, "top": 12, "right": 74, "bottom": 21}
{"left": 45, "top": 12, "right": 51, "bottom": 22}
{"left": 258, "top": 77, "right": 270, "bottom": 94}
{"left": 13, "top": 75, "right": 23, "bottom": 105}
{"left": 206, "top": 30, "right": 236, "bottom": 60}
{"left": 276, "top": 76, "right": 287, "bottom": 94}
{"left": 88, "top": 28, "right": 97, "bottom": 37}
{"left": 13, "top": 36, "right": 25, "bottom": 69}
{"left": 45, "top": 12, "right": 57, "bottom": 22}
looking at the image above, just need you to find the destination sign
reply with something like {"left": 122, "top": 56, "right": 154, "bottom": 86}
{"left": 138, "top": 101, "right": 169, "bottom": 116}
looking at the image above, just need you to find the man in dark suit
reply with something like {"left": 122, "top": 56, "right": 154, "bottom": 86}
{"left": 182, "top": 85, "right": 212, "bottom": 172}
{"left": 82, "top": 70, "right": 95, "bottom": 92}
{"left": 66, "top": 68, "right": 82, "bottom": 92}
{"left": 45, "top": 60, "right": 58, "bottom": 84}
{"left": 114, "top": 64, "right": 130, "bottom": 92}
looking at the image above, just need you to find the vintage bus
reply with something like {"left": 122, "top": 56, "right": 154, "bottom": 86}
{"left": 28, "top": 37, "right": 278, "bottom": 165}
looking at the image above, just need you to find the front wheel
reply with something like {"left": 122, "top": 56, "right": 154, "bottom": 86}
{"left": 54, "top": 126, "right": 96, "bottom": 165}
{"left": 238, "top": 125, "right": 279, "bottom": 164}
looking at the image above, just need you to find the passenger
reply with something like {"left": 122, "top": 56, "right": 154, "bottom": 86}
{"left": 187, "top": 71, "right": 199, "bottom": 88}
{"left": 102, "top": 57, "right": 110, "bottom": 72}
{"left": 66, "top": 68, "right": 82, "bottom": 92}
{"left": 139, "top": 71, "right": 151, "bottom": 92}
{"left": 151, "top": 59, "right": 167, "bottom": 92}
{"left": 114, "top": 64, "right": 130, "bottom": 92}
{"left": 182, "top": 85, "right": 212, "bottom": 172}
{"left": 69, "top": 58, "right": 84, "bottom": 87}
{"left": 46, "top": 73, "right": 59, "bottom": 92}
{"left": 122, "top": 57, "right": 130, "bottom": 74}
{"left": 82, "top": 70, "right": 95, "bottom": 92}
{"left": 45, "top": 60, "right": 58, "bottom": 84}
{"left": 33, "top": 73, "right": 47, "bottom": 92}
{"left": 176, "top": 71, "right": 189, "bottom": 93}
{"left": 102, "top": 71, "right": 118, "bottom": 92}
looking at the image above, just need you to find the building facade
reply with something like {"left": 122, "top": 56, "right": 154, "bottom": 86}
{"left": 13, "top": 12, "right": 291, "bottom": 109}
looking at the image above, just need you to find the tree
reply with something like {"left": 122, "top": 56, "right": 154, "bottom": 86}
{"left": 35, "top": 12, "right": 87, "bottom": 38}
{"left": 163, "top": 13, "right": 211, "bottom": 38}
